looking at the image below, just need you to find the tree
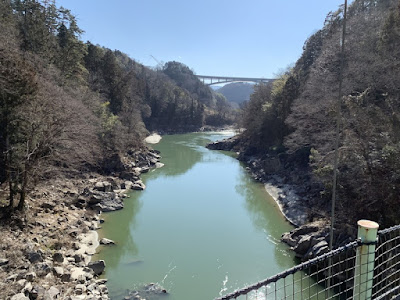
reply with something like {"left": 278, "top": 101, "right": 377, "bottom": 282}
{"left": 56, "top": 8, "right": 87, "bottom": 82}
{"left": 0, "top": 50, "right": 37, "bottom": 210}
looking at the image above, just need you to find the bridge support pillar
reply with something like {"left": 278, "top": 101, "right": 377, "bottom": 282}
{"left": 353, "top": 220, "right": 379, "bottom": 300}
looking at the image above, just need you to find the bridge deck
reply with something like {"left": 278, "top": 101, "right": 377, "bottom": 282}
{"left": 196, "top": 75, "right": 272, "bottom": 85}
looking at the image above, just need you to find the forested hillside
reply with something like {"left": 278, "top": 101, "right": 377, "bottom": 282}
{"left": 239, "top": 0, "right": 400, "bottom": 229}
{"left": 161, "top": 61, "right": 237, "bottom": 126}
{"left": 0, "top": 0, "right": 235, "bottom": 212}
{"left": 216, "top": 82, "right": 254, "bottom": 107}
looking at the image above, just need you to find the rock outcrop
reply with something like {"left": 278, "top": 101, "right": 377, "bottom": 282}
{"left": 281, "top": 220, "right": 330, "bottom": 260}
{"left": 206, "top": 135, "right": 241, "bottom": 151}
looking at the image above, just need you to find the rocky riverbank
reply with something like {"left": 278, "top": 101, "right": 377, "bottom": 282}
{"left": 0, "top": 145, "right": 163, "bottom": 300}
{"left": 206, "top": 135, "right": 343, "bottom": 261}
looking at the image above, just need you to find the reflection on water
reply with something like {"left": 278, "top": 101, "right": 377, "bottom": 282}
{"left": 96, "top": 132, "right": 301, "bottom": 300}
{"left": 94, "top": 196, "right": 142, "bottom": 269}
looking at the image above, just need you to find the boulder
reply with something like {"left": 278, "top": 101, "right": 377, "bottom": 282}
{"left": 17, "top": 279, "right": 27, "bottom": 288}
{"left": 88, "top": 193, "right": 103, "bottom": 205}
{"left": 133, "top": 167, "right": 142, "bottom": 175}
{"left": 293, "top": 235, "right": 312, "bottom": 256}
{"left": 74, "top": 254, "right": 84, "bottom": 263}
{"left": 140, "top": 167, "right": 150, "bottom": 173}
{"left": 95, "top": 278, "right": 108, "bottom": 284}
{"left": 11, "top": 293, "right": 29, "bottom": 300}
{"left": 45, "top": 286, "right": 60, "bottom": 299}
{"left": 206, "top": 135, "right": 241, "bottom": 151}
{"left": 22, "top": 282, "right": 33, "bottom": 294}
{"left": 94, "top": 181, "right": 112, "bottom": 192}
{"left": 35, "top": 262, "right": 51, "bottom": 277}
{"left": 53, "top": 267, "right": 64, "bottom": 277}
{"left": 25, "top": 272, "right": 37, "bottom": 282}
{"left": 148, "top": 151, "right": 161, "bottom": 159}
{"left": 69, "top": 296, "right": 86, "bottom": 300}
{"left": 89, "top": 191, "right": 124, "bottom": 212}
{"left": 100, "top": 238, "right": 115, "bottom": 245}
{"left": 144, "top": 283, "right": 168, "bottom": 294}
{"left": 121, "top": 181, "right": 133, "bottom": 190}
{"left": 61, "top": 272, "right": 71, "bottom": 282}
{"left": 132, "top": 181, "right": 146, "bottom": 191}
{"left": 27, "top": 252, "right": 43, "bottom": 264}
{"left": 149, "top": 157, "right": 158, "bottom": 165}
{"left": 98, "top": 284, "right": 108, "bottom": 293}
{"left": 155, "top": 162, "right": 165, "bottom": 169}
{"left": 87, "top": 260, "right": 106, "bottom": 275}
{"left": 96, "top": 196, "right": 124, "bottom": 212}
{"left": 45, "top": 272, "right": 54, "bottom": 281}
{"left": 52, "top": 252, "right": 63, "bottom": 263}
{"left": 289, "top": 224, "right": 321, "bottom": 239}
{"left": 312, "top": 240, "right": 329, "bottom": 253}
{"left": 106, "top": 177, "right": 120, "bottom": 190}
{"left": 281, "top": 232, "right": 297, "bottom": 247}
{"left": 70, "top": 267, "right": 87, "bottom": 282}
{"left": 75, "top": 197, "right": 87, "bottom": 208}
{"left": 314, "top": 244, "right": 329, "bottom": 256}
{"left": 6, "top": 274, "right": 18, "bottom": 281}
{"left": 126, "top": 283, "right": 168, "bottom": 299}
{"left": 0, "top": 258, "right": 9, "bottom": 266}
{"left": 30, "top": 286, "right": 45, "bottom": 300}
{"left": 75, "top": 284, "right": 86, "bottom": 295}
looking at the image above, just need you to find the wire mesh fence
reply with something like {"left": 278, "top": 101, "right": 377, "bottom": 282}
{"left": 372, "top": 224, "right": 400, "bottom": 300}
{"left": 216, "top": 223, "right": 400, "bottom": 300}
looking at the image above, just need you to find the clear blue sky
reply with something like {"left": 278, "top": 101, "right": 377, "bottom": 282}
{"left": 56, "top": 0, "right": 350, "bottom": 78}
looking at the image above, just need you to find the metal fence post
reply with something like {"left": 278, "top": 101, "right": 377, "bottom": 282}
{"left": 353, "top": 220, "right": 379, "bottom": 300}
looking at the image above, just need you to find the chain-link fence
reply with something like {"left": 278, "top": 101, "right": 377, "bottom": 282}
{"left": 216, "top": 222, "right": 400, "bottom": 300}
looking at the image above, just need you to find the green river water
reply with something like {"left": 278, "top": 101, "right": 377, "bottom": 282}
{"left": 95, "top": 132, "right": 299, "bottom": 300}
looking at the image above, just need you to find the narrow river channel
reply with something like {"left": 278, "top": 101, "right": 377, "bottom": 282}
{"left": 95, "top": 131, "right": 297, "bottom": 300}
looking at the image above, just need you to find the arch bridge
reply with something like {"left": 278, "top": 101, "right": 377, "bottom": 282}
{"left": 196, "top": 75, "right": 272, "bottom": 86}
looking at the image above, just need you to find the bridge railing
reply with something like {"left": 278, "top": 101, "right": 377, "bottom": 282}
{"left": 216, "top": 221, "right": 400, "bottom": 300}
{"left": 196, "top": 75, "right": 272, "bottom": 86}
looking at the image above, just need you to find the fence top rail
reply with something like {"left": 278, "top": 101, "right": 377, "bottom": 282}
{"left": 217, "top": 221, "right": 400, "bottom": 300}
{"left": 215, "top": 240, "right": 360, "bottom": 300}
{"left": 378, "top": 224, "right": 400, "bottom": 235}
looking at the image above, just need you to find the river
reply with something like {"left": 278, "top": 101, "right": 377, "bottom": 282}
{"left": 95, "top": 131, "right": 297, "bottom": 300}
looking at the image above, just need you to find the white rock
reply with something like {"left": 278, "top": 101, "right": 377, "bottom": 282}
{"left": 70, "top": 267, "right": 86, "bottom": 282}
{"left": 155, "top": 162, "right": 165, "bottom": 168}
{"left": 46, "top": 286, "right": 60, "bottom": 299}
{"left": 53, "top": 266, "right": 64, "bottom": 277}
{"left": 144, "top": 133, "right": 162, "bottom": 144}
{"left": 75, "top": 284, "right": 86, "bottom": 295}
{"left": 22, "top": 282, "right": 33, "bottom": 293}
{"left": 100, "top": 238, "right": 115, "bottom": 245}
{"left": 11, "top": 293, "right": 29, "bottom": 300}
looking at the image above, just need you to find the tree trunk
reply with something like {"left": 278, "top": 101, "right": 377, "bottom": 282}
{"left": 5, "top": 117, "right": 14, "bottom": 209}
{"left": 17, "top": 165, "right": 28, "bottom": 211}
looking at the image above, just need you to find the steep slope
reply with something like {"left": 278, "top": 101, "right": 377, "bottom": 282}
{"left": 236, "top": 0, "right": 400, "bottom": 230}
